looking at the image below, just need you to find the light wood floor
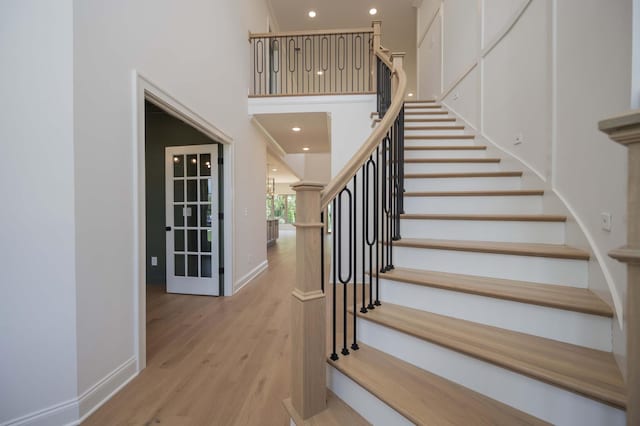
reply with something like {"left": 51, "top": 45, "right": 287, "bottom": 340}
{"left": 84, "top": 231, "right": 298, "bottom": 426}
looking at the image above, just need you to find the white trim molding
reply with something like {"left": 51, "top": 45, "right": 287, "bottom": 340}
{"left": 234, "top": 260, "right": 269, "bottom": 294}
{"left": 1, "top": 358, "right": 137, "bottom": 426}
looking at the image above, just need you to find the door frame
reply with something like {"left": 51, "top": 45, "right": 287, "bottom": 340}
{"left": 133, "top": 71, "right": 234, "bottom": 372}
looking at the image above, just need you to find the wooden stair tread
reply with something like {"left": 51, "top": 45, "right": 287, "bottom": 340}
{"left": 401, "top": 213, "right": 566, "bottom": 222}
{"left": 392, "top": 238, "right": 590, "bottom": 260}
{"left": 328, "top": 343, "right": 549, "bottom": 425}
{"left": 405, "top": 145, "right": 486, "bottom": 151}
{"left": 406, "top": 134, "right": 475, "bottom": 140}
{"left": 405, "top": 189, "right": 544, "bottom": 197}
{"left": 352, "top": 303, "right": 626, "bottom": 408}
{"left": 283, "top": 391, "right": 369, "bottom": 426}
{"left": 405, "top": 125, "right": 465, "bottom": 131}
{"left": 405, "top": 158, "right": 500, "bottom": 163}
{"left": 405, "top": 171, "right": 522, "bottom": 178}
{"left": 378, "top": 267, "right": 612, "bottom": 317}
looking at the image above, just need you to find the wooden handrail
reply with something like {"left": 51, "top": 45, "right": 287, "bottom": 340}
{"left": 599, "top": 109, "right": 640, "bottom": 426}
{"left": 250, "top": 27, "right": 373, "bottom": 39}
{"left": 320, "top": 48, "right": 406, "bottom": 210}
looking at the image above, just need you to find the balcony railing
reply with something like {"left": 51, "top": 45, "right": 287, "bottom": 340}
{"left": 249, "top": 28, "right": 375, "bottom": 97}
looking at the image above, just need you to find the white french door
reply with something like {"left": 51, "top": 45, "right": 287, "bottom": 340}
{"left": 165, "top": 145, "right": 219, "bottom": 296}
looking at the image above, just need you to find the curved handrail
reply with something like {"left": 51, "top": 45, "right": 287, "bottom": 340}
{"left": 320, "top": 49, "right": 406, "bottom": 210}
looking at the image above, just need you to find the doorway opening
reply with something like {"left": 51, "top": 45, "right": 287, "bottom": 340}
{"left": 134, "top": 73, "right": 234, "bottom": 371}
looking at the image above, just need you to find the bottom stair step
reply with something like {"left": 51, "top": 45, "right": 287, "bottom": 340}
{"left": 328, "top": 343, "right": 548, "bottom": 425}
{"left": 351, "top": 303, "right": 626, "bottom": 409}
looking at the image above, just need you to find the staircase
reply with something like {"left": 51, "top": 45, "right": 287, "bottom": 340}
{"left": 325, "top": 100, "right": 627, "bottom": 425}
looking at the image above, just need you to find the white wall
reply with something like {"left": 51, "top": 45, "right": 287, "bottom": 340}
{"left": 72, "top": 0, "right": 275, "bottom": 415}
{"left": 0, "top": 1, "right": 79, "bottom": 424}
{"left": 248, "top": 95, "right": 376, "bottom": 178}
{"left": 416, "top": 0, "right": 633, "bottom": 374}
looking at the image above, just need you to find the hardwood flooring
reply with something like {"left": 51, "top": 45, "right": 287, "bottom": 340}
{"left": 84, "top": 231, "right": 297, "bottom": 426}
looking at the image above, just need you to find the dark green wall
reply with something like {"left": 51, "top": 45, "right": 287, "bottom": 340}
{"left": 145, "top": 102, "right": 220, "bottom": 285}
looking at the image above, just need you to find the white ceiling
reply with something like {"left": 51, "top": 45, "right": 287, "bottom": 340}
{"left": 267, "top": 0, "right": 418, "bottom": 93}
{"left": 254, "top": 112, "right": 331, "bottom": 154}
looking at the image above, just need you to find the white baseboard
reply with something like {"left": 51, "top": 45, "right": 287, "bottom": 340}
{"left": 1, "top": 397, "right": 78, "bottom": 426}
{"left": 76, "top": 357, "right": 138, "bottom": 424}
{"left": 1, "top": 357, "right": 138, "bottom": 426}
{"left": 233, "top": 260, "right": 268, "bottom": 294}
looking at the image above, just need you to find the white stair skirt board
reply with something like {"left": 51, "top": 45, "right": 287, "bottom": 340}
{"left": 378, "top": 279, "right": 611, "bottom": 351}
{"left": 404, "top": 138, "right": 477, "bottom": 147}
{"left": 404, "top": 162, "right": 501, "bottom": 174}
{"left": 400, "top": 218, "right": 565, "bottom": 244}
{"left": 404, "top": 128, "right": 467, "bottom": 136}
{"left": 392, "top": 246, "right": 588, "bottom": 287}
{"left": 403, "top": 194, "right": 543, "bottom": 215}
{"left": 327, "top": 365, "right": 412, "bottom": 426}
{"left": 403, "top": 149, "right": 487, "bottom": 159}
{"left": 403, "top": 176, "right": 522, "bottom": 191}
{"left": 356, "top": 320, "right": 625, "bottom": 426}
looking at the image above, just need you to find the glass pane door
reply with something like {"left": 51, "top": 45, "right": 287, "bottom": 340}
{"left": 165, "top": 145, "right": 219, "bottom": 296}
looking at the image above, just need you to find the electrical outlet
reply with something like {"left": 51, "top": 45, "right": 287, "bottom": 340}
{"left": 514, "top": 133, "right": 524, "bottom": 145}
{"left": 452, "top": 91, "right": 459, "bottom": 100}
{"left": 151, "top": 256, "right": 158, "bottom": 266}
{"left": 601, "top": 212, "right": 612, "bottom": 232}
{"left": 244, "top": 208, "right": 248, "bottom": 216}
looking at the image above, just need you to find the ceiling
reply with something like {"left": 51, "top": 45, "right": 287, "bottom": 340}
{"left": 267, "top": 0, "right": 418, "bottom": 93}
{"left": 254, "top": 112, "right": 331, "bottom": 154}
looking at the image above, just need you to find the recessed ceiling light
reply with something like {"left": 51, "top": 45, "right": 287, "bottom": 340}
{"left": 308, "top": 10, "right": 316, "bottom": 18}
{"left": 303, "top": 147, "right": 310, "bottom": 151}
{"left": 317, "top": 71, "right": 323, "bottom": 75}
{"left": 292, "top": 127, "right": 301, "bottom": 132}
{"left": 369, "top": 8, "right": 377, "bottom": 15}
{"left": 272, "top": 168, "right": 277, "bottom": 172}
{"left": 407, "top": 92, "right": 414, "bottom": 97}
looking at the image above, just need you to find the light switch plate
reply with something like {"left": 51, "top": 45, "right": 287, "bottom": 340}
{"left": 151, "top": 256, "right": 158, "bottom": 266}
{"left": 601, "top": 212, "right": 612, "bottom": 232}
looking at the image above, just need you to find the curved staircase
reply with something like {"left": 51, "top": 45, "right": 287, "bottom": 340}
{"left": 325, "top": 100, "right": 627, "bottom": 426}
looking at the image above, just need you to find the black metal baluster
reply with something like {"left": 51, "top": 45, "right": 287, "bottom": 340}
{"left": 361, "top": 163, "right": 368, "bottom": 314}
{"left": 337, "top": 188, "right": 352, "bottom": 356}
{"left": 330, "top": 199, "right": 338, "bottom": 361}
{"left": 320, "top": 211, "right": 325, "bottom": 292}
{"left": 352, "top": 175, "right": 359, "bottom": 351}
{"left": 374, "top": 147, "right": 381, "bottom": 306}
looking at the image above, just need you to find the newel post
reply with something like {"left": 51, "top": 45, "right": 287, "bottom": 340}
{"left": 391, "top": 52, "right": 406, "bottom": 98}
{"left": 290, "top": 182, "right": 327, "bottom": 420}
{"left": 599, "top": 110, "right": 640, "bottom": 425}
{"left": 371, "top": 20, "right": 382, "bottom": 90}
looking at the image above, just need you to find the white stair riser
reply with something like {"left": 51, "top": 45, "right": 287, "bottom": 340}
{"left": 404, "top": 128, "right": 467, "bottom": 136}
{"left": 378, "top": 279, "right": 611, "bottom": 350}
{"left": 392, "top": 246, "right": 588, "bottom": 287}
{"left": 403, "top": 176, "right": 522, "bottom": 191}
{"left": 404, "top": 149, "right": 487, "bottom": 159}
{"left": 327, "top": 366, "right": 412, "bottom": 426}
{"left": 404, "top": 195, "right": 543, "bottom": 214}
{"left": 405, "top": 138, "right": 477, "bottom": 147}
{"left": 400, "top": 219, "right": 565, "bottom": 244}
{"left": 405, "top": 108, "right": 446, "bottom": 113}
{"left": 404, "top": 162, "right": 501, "bottom": 174}
{"left": 405, "top": 113, "right": 451, "bottom": 119}
{"left": 405, "top": 120, "right": 457, "bottom": 126}
{"left": 356, "top": 320, "right": 625, "bottom": 426}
